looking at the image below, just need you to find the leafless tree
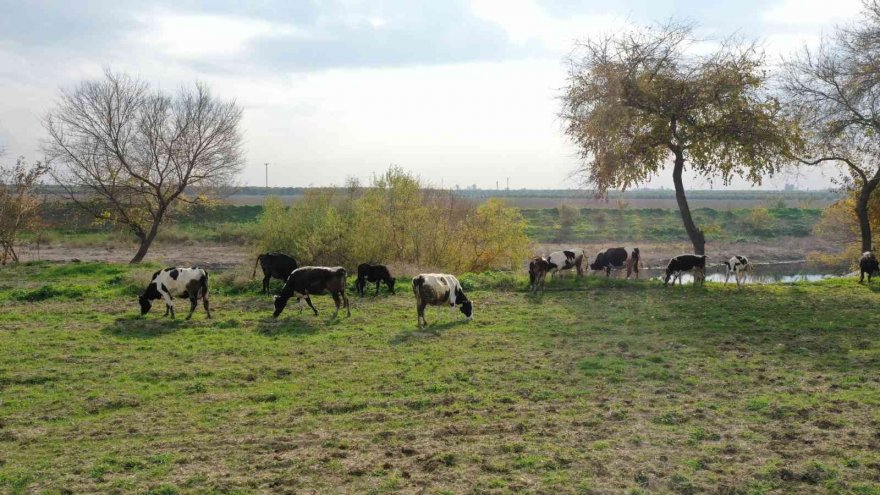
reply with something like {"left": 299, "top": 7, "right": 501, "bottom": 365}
{"left": 43, "top": 70, "right": 244, "bottom": 263}
{"left": 782, "top": 0, "right": 880, "bottom": 252}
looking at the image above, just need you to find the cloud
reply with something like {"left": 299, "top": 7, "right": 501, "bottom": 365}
{"left": 762, "top": 0, "right": 862, "bottom": 26}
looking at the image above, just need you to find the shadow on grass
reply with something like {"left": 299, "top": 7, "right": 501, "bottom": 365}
{"left": 255, "top": 314, "right": 332, "bottom": 337}
{"left": 390, "top": 320, "right": 467, "bottom": 344}
{"left": 101, "top": 314, "right": 190, "bottom": 338}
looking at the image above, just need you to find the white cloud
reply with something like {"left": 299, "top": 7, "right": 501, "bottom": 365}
{"left": 469, "top": 0, "right": 629, "bottom": 53}
{"left": 135, "top": 10, "right": 303, "bottom": 59}
{"left": 762, "top": 0, "right": 861, "bottom": 25}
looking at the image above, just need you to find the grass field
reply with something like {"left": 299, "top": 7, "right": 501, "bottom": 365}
{"left": 1, "top": 263, "right": 879, "bottom": 494}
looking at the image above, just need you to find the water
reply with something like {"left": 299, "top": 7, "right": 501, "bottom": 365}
{"left": 631, "top": 260, "right": 848, "bottom": 285}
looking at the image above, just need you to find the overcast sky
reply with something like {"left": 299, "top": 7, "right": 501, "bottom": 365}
{"left": 0, "top": 0, "right": 866, "bottom": 190}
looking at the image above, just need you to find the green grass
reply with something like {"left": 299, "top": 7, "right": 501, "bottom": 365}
{"left": 0, "top": 263, "right": 878, "bottom": 493}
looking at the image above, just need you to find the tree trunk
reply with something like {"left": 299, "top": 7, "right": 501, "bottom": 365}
{"left": 855, "top": 178, "right": 880, "bottom": 253}
{"left": 672, "top": 151, "right": 706, "bottom": 255}
{"left": 129, "top": 220, "right": 161, "bottom": 264}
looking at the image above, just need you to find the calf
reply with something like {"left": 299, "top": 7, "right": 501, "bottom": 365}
{"left": 546, "top": 249, "right": 585, "bottom": 277}
{"left": 253, "top": 252, "right": 299, "bottom": 294}
{"left": 589, "top": 247, "right": 640, "bottom": 278}
{"left": 664, "top": 254, "right": 707, "bottom": 286}
{"left": 273, "top": 266, "right": 351, "bottom": 318}
{"left": 860, "top": 251, "right": 879, "bottom": 283}
{"left": 528, "top": 257, "right": 551, "bottom": 293}
{"left": 722, "top": 255, "right": 751, "bottom": 288}
{"left": 139, "top": 267, "right": 211, "bottom": 320}
{"left": 412, "top": 273, "right": 473, "bottom": 328}
{"left": 355, "top": 263, "right": 396, "bottom": 296}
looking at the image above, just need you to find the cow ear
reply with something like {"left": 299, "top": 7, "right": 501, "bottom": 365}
{"left": 273, "top": 295, "right": 279, "bottom": 300}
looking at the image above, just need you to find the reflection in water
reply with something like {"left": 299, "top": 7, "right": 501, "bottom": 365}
{"left": 637, "top": 261, "right": 848, "bottom": 285}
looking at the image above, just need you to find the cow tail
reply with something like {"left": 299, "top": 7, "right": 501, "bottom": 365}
{"left": 201, "top": 271, "right": 209, "bottom": 298}
{"left": 252, "top": 254, "right": 263, "bottom": 279}
{"left": 412, "top": 275, "right": 425, "bottom": 305}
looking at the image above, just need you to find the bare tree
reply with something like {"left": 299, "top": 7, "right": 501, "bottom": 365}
{"left": 43, "top": 70, "right": 244, "bottom": 263}
{"left": 0, "top": 156, "right": 49, "bottom": 264}
{"left": 562, "top": 21, "right": 801, "bottom": 255}
{"left": 782, "top": 1, "right": 880, "bottom": 253}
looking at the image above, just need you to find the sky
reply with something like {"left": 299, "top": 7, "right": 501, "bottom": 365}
{"left": 0, "top": 0, "right": 866, "bottom": 190}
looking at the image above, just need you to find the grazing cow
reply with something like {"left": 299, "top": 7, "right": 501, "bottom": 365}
{"left": 860, "top": 251, "right": 879, "bottom": 283}
{"left": 546, "top": 249, "right": 585, "bottom": 277}
{"left": 664, "top": 255, "right": 707, "bottom": 286}
{"left": 589, "top": 247, "right": 641, "bottom": 278}
{"left": 273, "top": 266, "right": 351, "bottom": 318}
{"left": 252, "top": 252, "right": 299, "bottom": 294}
{"left": 528, "top": 257, "right": 551, "bottom": 293}
{"left": 412, "top": 273, "right": 473, "bottom": 328}
{"left": 355, "top": 263, "right": 396, "bottom": 296}
{"left": 722, "top": 255, "right": 752, "bottom": 288}
{"left": 139, "top": 267, "right": 211, "bottom": 320}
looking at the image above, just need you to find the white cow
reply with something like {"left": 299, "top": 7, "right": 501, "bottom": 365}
{"left": 411, "top": 273, "right": 473, "bottom": 328}
{"left": 139, "top": 267, "right": 212, "bottom": 319}
{"left": 546, "top": 249, "right": 585, "bottom": 277}
{"left": 722, "top": 256, "right": 751, "bottom": 288}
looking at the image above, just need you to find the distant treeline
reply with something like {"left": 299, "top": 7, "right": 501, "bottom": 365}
{"left": 30, "top": 184, "right": 843, "bottom": 202}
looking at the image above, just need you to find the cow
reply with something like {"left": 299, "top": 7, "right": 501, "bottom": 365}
{"left": 722, "top": 255, "right": 751, "bottom": 288}
{"left": 139, "top": 267, "right": 211, "bottom": 320}
{"left": 412, "top": 273, "right": 473, "bottom": 328}
{"left": 546, "top": 249, "right": 585, "bottom": 277}
{"left": 355, "top": 263, "right": 396, "bottom": 296}
{"left": 252, "top": 252, "right": 299, "bottom": 295}
{"left": 664, "top": 254, "right": 707, "bottom": 286}
{"left": 859, "top": 251, "right": 879, "bottom": 283}
{"left": 528, "top": 257, "right": 551, "bottom": 293}
{"left": 589, "top": 247, "right": 641, "bottom": 278}
{"left": 273, "top": 266, "right": 351, "bottom": 318}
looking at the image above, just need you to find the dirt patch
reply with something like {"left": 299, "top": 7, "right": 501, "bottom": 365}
{"left": 15, "top": 243, "right": 250, "bottom": 269}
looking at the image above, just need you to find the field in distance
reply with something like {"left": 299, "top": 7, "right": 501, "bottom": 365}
{"left": 0, "top": 262, "right": 878, "bottom": 494}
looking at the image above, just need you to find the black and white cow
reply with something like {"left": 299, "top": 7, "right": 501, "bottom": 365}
{"left": 664, "top": 254, "right": 707, "bottom": 286}
{"left": 589, "top": 247, "right": 641, "bottom": 278}
{"left": 722, "top": 255, "right": 751, "bottom": 288}
{"left": 859, "top": 251, "right": 879, "bottom": 283}
{"left": 139, "top": 267, "right": 211, "bottom": 320}
{"left": 355, "top": 263, "right": 396, "bottom": 296}
{"left": 546, "top": 249, "right": 585, "bottom": 277}
{"left": 252, "top": 252, "right": 299, "bottom": 294}
{"left": 528, "top": 257, "right": 551, "bottom": 293}
{"left": 273, "top": 266, "right": 351, "bottom": 318}
{"left": 412, "top": 273, "right": 473, "bottom": 328}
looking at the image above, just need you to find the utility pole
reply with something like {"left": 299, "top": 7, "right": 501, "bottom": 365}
{"left": 264, "top": 162, "right": 269, "bottom": 189}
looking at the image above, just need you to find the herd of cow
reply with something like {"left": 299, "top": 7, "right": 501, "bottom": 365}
{"left": 136, "top": 248, "right": 769, "bottom": 326}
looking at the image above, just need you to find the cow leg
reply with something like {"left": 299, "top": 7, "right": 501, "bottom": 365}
{"left": 343, "top": 290, "right": 351, "bottom": 316}
{"left": 186, "top": 296, "right": 198, "bottom": 320}
{"left": 331, "top": 291, "right": 342, "bottom": 318}
{"left": 375, "top": 280, "right": 381, "bottom": 296}
{"left": 164, "top": 304, "right": 170, "bottom": 317}
{"left": 605, "top": 267, "right": 611, "bottom": 278}
{"left": 159, "top": 289, "right": 175, "bottom": 319}
{"left": 202, "top": 293, "right": 212, "bottom": 319}
{"left": 416, "top": 302, "right": 426, "bottom": 328}
{"left": 304, "top": 295, "right": 319, "bottom": 316}
{"left": 263, "top": 275, "right": 271, "bottom": 295}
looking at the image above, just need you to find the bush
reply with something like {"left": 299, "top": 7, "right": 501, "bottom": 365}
{"left": 254, "top": 166, "right": 530, "bottom": 273}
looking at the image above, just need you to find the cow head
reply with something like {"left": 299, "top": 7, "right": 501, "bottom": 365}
{"left": 138, "top": 294, "right": 152, "bottom": 315}
{"left": 455, "top": 287, "right": 473, "bottom": 320}
{"left": 663, "top": 268, "right": 674, "bottom": 286}
{"left": 388, "top": 277, "right": 396, "bottom": 294}
{"left": 273, "top": 295, "right": 289, "bottom": 317}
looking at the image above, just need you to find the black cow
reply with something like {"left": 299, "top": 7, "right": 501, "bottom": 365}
{"left": 528, "top": 257, "right": 551, "bottom": 293}
{"left": 664, "top": 254, "right": 707, "bottom": 286}
{"left": 355, "top": 263, "right": 396, "bottom": 296}
{"left": 253, "top": 252, "right": 298, "bottom": 294}
{"left": 589, "top": 247, "right": 640, "bottom": 278}
{"left": 273, "top": 266, "right": 351, "bottom": 318}
{"left": 860, "top": 251, "right": 879, "bottom": 283}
